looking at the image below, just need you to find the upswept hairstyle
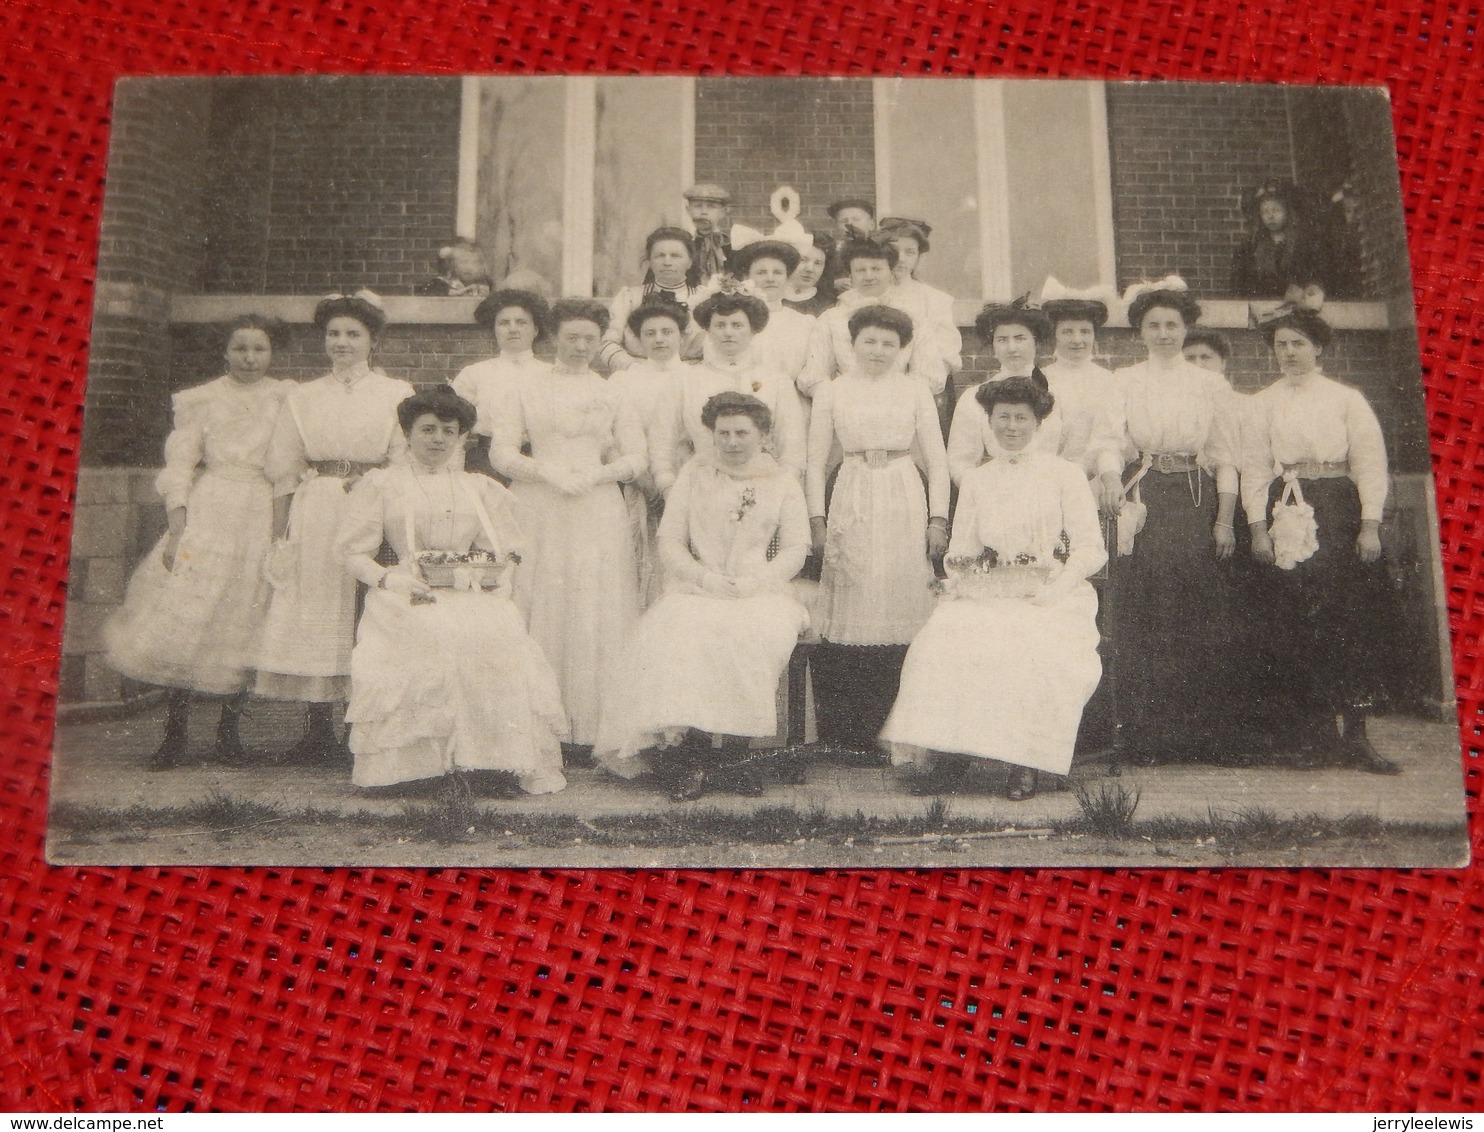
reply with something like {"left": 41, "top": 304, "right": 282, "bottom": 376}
{"left": 847, "top": 304, "right": 915, "bottom": 348}
{"left": 701, "top": 390, "right": 773, "bottom": 434}
{"left": 839, "top": 239, "right": 897, "bottom": 272}
{"left": 1042, "top": 298, "right": 1109, "bottom": 332}
{"left": 1182, "top": 326, "right": 1233, "bottom": 360}
{"left": 1260, "top": 308, "right": 1333, "bottom": 351}
{"left": 398, "top": 387, "right": 477, "bottom": 435}
{"left": 313, "top": 292, "right": 387, "bottom": 337}
{"left": 975, "top": 303, "right": 1053, "bottom": 347}
{"left": 693, "top": 291, "right": 770, "bottom": 333}
{"left": 548, "top": 298, "right": 611, "bottom": 334}
{"left": 975, "top": 375, "right": 1056, "bottom": 422}
{"left": 1127, "top": 288, "right": 1202, "bottom": 330}
{"left": 473, "top": 289, "right": 550, "bottom": 338}
{"left": 626, "top": 299, "right": 691, "bottom": 338}
{"left": 222, "top": 313, "right": 287, "bottom": 352}
{"left": 642, "top": 226, "right": 702, "bottom": 289}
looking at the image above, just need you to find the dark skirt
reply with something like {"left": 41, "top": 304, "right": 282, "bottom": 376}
{"left": 1256, "top": 476, "right": 1397, "bottom": 714}
{"left": 811, "top": 642, "right": 909, "bottom": 750}
{"left": 1112, "top": 467, "right": 1239, "bottom": 757}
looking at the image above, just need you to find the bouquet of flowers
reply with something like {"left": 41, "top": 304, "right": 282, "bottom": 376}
{"left": 415, "top": 548, "right": 521, "bottom": 590}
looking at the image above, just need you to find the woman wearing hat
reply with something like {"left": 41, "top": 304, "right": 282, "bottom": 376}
{"left": 1090, "top": 286, "right": 1244, "bottom": 763}
{"left": 255, "top": 291, "right": 416, "bottom": 764}
{"left": 879, "top": 217, "right": 963, "bottom": 380}
{"left": 598, "top": 227, "right": 713, "bottom": 372}
{"left": 1242, "top": 310, "right": 1400, "bottom": 773}
{"left": 730, "top": 239, "right": 816, "bottom": 389}
{"left": 947, "top": 304, "right": 1063, "bottom": 484}
{"left": 1230, "top": 183, "right": 1330, "bottom": 298}
{"left": 1040, "top": 297, "right": 1116, "bottom": 476}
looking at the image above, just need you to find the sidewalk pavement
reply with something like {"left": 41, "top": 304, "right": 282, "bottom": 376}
{"left": 50, "top": 698, "right": 1470, "bottom": 830}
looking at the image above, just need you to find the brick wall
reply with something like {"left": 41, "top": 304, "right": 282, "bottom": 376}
{"left": 202, "top": 77, "right": 462, "bottom": 295}
{"left": 694, "top": 78, "right": 876, "bottom": 234}
{"left": 1105, "top": 84, "right": 1297, "bottom": 297}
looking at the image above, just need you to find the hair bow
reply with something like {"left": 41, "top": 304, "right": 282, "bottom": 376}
{"left": 1038, "top": 276, "right": 1121, "bottom": 309}
{"left": 321, "top": 288, "right": 386, "bottom": 310}
{"left": 1119, "top": 275, "right": 1188, "bottom": 305}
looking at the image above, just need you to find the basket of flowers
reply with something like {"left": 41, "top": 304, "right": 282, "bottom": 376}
{"left": 936, "top": 548, "right": 1054, "bottom": 600}
{"left": 415, "top": 548, "right": 520, "bottom": 589}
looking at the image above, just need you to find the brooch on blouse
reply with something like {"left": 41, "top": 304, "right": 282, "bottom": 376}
{"left": 728, "top": 486, "right": 758, "bottom": 523}
{"left": 750, "top": 380, "right": 762, "bottom": 393}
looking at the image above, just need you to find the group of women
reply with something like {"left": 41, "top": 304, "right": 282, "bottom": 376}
{"left": 105, "top": 218, "right": 1404, "bottom": 806}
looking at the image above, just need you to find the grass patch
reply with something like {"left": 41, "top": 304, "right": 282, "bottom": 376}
{"left": 1071, "top": 781, "right": 1141, "bottom": 837}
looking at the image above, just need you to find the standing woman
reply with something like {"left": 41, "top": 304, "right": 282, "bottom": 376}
{"left": 1242, "top": 310, "right": 1400, "bottom": 773}
{"left": 878, "top": 217, "right": 963, "bottom": 383}
{"left": 255, "top": 291, "right": 415, "bottom": 763}
{"left": 1091, "top": 287, "right": 1242, "bottom": 762}
{"left": 730, "top": 240, "right": 816, "bottom": 390}
{"left": 783, "top": 231, "right": 837, "bottom": 318}
{"left": 105, "top": 315, "right": 290, "bottom": 769}
{"left": 807, "top": 305, "right": 950, "bottom": 754}
{"left": 946, "top": 304, "right": 1062, "bottom": 485}
{"left": 1040, "top": 297, "right": 1115, "bottom": 476}
{"left": 450, "top": 289, "right": 551, "bottom": 476}
{"left": 598, "top": 227, "right": 712, "bottom": 372}
{"left": 490, "top": 298, "right": 643, "bottom": 752}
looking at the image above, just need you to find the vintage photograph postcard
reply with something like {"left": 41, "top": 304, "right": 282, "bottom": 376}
{"left": 50, "top": 76, "right": 1468, "bottom": 868}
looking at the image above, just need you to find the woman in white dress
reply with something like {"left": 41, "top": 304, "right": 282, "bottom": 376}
{"left": 105, "top": 315, "right": 290, "bottom": 769}
{"left": 946, "top": 304, "right": 1063, "bottom": 484}
{"left": 1040, "top": 298, "right": 1116, "bottom": 476}
{"left": 1089, "top": 286, "right": 1243, "bottom": 763}
{"left": 449, "top": 289, "right": 551, "bottom": 479}
{"left": 653, "top": 291, "right": 807, "bottom": 490}
{"left": 490, "top": 298, "right": 643, "bottom": 755}
{"left": 598, "top": 227, "right": 713, "bottom": 372}
{"left": 728, "top": 240, "right": 815, "bottom": 389}
{"left": 1243, "top": 310, "right": 1401, "bottom": 773}
{"left": 595, "top": 391, "right": 810, "bottom": 801}
{"left": 877, "top": 217, "right": 963, "bottom": 382}
{"left": 255, "top": 291, "right": 415, "bottom": 764}
{"left": 608, "top": 299, "right": 692, "bottom": 607}
{"left": 337, "top": 388, "right": 567, "bottom": 795}
{"left": 807, "top": 304, "right": 950, "bottom": 756}
{"left": 884, "top": 377, "right": 1106, "bottom": 800}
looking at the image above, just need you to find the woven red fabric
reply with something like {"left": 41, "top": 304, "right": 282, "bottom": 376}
{"left": 2, "top": 0, "right": 1481, "bottom": 1112}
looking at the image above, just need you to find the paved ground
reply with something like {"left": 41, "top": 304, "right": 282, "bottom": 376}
{"left": 46, "top": 698, "right": 1472, "bottom": 869}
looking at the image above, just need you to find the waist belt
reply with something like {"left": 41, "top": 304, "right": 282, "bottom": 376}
{"left": 1142, "top": 452, "right": 1200, "bottom": 474}
{"left": 1283, "top": 460, "right": 1350, "bottom": 479}
{"left": 308, "top": 458, "right": 383, "bottom": 478}
{"left": 203, "top": 463, "right": 269, "bottom": 483}
{"left": 846, "top": 449, "right": 911, "bottom": 469}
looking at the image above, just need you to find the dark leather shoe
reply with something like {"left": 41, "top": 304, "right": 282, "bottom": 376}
{"left": 1346, "top": 736, "right": 1402, "bottom": 776}
{"left": 1005, "top": 767, "right": 1038, "bottom": 802}
{"left": 668, "top": 767, "right": 708, "bottom": 802}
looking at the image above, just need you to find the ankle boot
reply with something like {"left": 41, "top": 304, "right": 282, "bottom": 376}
{"left": 147, "top": 691, "right": 192, "bottom": 771}
{"left": 278, "top": 703, "right": 345, "bottom": 766}
{"left": 212, "top": 693, "right": 250, "bottom": 765}
{"left": 1341, "top": 713, "right": 1401, "bottom": 775}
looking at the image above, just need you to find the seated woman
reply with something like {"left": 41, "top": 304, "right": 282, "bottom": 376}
{"left": 883, "top": 377, "right": 1106, "bottom": 800}
{"left": 595, "top": 391, "right": 810, "bottom": 802}
{"left": 336, "top": 388, "right": 567, "bottom": 795}
{"left": 598, "top": 227, "right": 713, "bottom": 372}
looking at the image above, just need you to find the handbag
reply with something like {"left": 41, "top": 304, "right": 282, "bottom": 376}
{"left": 1268, "top": 472, "right": 1319, "bottom": 569}
{"left": 1116, "top": 454, "right": 1151, "bottom": 557}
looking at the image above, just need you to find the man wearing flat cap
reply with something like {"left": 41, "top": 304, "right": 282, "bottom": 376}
{"left": 684, "top": 183, "right": 764, "bottom": 284}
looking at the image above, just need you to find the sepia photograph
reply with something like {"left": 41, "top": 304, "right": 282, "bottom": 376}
{"left": 49, "top": 75, "right": 1469, "bottom": 868}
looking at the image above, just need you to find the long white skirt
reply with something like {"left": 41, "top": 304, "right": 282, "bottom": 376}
{"left": 818, "top": 456, "right": 935, "bottom": 645}
{"left": 881, "top": 583, "right": 1102, "bottom": 775}
{"left": 345, "top": 586, "right": 568, "bottom": 792}
{"left": 105, "top": 469, "right": 273, "bottom": 695}
{"left": 256, "top": 475, "right": 359, "bottom": 702}
{"left": 511, "top": 479, "right": 639, "bottom": 745}
{"left": 594, "top": 589, "right": 809, "bottom": 767}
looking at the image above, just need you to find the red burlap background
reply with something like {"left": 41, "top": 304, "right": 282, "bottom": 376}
{"left": 2, "top": 0, "right": 1481, "bottom": 1112}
